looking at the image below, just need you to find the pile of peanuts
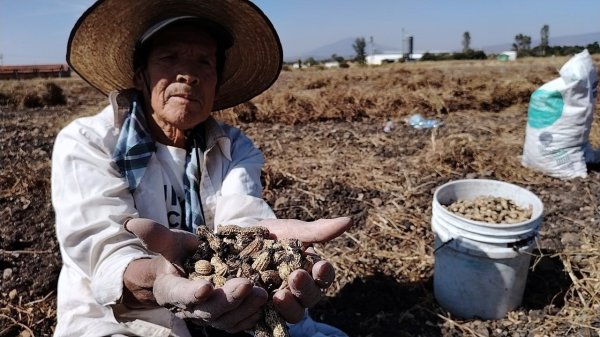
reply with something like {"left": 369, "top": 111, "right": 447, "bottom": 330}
{"left": 184, "top": 225, "right": 315, "bottom": 337}
{"left": 444, "top": 195, "right": 533, "bottom": 224}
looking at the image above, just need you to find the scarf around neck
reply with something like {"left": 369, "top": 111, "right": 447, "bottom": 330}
{"left": 112, "top": 99, "right": 206, "bottom": 233}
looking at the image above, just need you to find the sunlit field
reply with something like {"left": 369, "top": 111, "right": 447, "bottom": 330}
{"left": 1, "top": 55, "right": 600, "bottom": 336}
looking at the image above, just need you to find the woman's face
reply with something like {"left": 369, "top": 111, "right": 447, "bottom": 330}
{"left": 135, "top": 24, "right": 218, "bottom": 136}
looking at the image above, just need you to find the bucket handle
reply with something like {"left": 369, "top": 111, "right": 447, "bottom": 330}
{"left": 433, "top": 238, "right": 455, "bottom": 254}
{"left": 434, "top": 235, "right": 537, "bottom": 255}
{"left": 509, "top": 235, "right": 537, "bottom": 253}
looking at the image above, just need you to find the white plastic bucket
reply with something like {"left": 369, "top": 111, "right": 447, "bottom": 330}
{"left": 432, "top": 179, "right": 543, "bottom": 320}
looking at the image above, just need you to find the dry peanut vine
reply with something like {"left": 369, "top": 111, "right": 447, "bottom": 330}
{"left": 183, "top": 225, "right": 315, "bottom": 337}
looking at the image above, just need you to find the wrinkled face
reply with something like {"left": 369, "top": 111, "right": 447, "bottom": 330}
{"left": 135, "top": 24, "right": 218, "bottom": 132}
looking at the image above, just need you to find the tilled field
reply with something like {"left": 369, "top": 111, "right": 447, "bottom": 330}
{"left": 1, "top": 57, "right": 600, "bottom": 336}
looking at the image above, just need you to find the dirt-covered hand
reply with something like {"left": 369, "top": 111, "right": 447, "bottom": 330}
{"left": 254, "top": 217, "right": 352, "bottom": 323}
{"left": 122, "top": 218, "right": 268, "bottom": 332}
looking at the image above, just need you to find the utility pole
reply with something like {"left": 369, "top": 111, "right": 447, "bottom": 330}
{"left": 402, "top": 27, "right": 406, "bottom": 55}
{"left": 0, "top": 53, "right": 3, "bottom": 66}
{"left": 401, "top": 28, "right": 406, "bottom": 60}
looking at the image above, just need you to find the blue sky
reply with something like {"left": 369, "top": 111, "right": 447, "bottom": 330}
{"left": 0, "top": 0, "right": 599, "bottom": 65}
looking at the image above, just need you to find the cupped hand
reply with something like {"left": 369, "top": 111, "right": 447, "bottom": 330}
{"left": 122, "top": 218, "right": 268, "bottom": 332}
{"left": 255, "top": 217, "right": 353, "bottom": 323}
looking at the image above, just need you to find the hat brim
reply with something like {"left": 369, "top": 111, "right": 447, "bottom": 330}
{"left": 67, "top": 0, "right": 282, "bottom": 111}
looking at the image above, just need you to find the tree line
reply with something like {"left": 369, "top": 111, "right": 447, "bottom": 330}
{"left": 353, "top": 25, "right": 598, "bottom": 63}
{"left": 423, "top": 24, "right": 599, "bottom": 61}
{"left": 511, "top": 25, "right": 600, "bottom": 57}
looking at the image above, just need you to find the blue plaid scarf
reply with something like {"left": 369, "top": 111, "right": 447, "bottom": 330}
{"left": 113, "top": 99, "right": 205, "bottom": 232}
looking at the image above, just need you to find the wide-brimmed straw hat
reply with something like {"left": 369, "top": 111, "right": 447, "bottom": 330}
{"left": 67, "top": 0, "right": 282, "bottom": 111}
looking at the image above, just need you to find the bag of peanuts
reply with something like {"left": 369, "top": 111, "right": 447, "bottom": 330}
{"left": 521, "top": 49, "right": 599, "bottom": 179}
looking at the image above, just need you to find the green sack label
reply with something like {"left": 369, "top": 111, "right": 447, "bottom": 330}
{"left": 527, "top": 89, "right": 564, "bottom": 129}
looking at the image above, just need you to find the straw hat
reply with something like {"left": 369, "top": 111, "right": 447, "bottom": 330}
{"left": 67, "top": 0, "right": 282, "bottom": 111}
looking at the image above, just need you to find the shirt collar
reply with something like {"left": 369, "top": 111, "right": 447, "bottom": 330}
{"left": 201, "top": 117, "right": 232, "bottom": 161}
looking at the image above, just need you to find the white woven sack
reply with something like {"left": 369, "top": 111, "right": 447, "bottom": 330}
{"left": 522, "top": 49, "right": 598, "bottom": 179}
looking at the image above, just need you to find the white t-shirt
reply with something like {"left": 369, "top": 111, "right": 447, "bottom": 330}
{"left": 155, "top": 143, "right": 186, "bottom": 229}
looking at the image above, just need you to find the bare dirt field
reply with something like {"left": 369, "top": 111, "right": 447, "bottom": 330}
{"left": 1, "top": 56, "right": 599, "bottom": 337}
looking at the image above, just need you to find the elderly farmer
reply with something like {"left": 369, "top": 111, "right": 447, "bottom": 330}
{"left": 51, "top": 0, "right": 352, "bottom": 336}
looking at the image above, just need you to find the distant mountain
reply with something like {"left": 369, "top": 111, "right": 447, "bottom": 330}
{"left": 286, "top": 37, "right": 399, "bottom": 62}
{"left": 481, "top": 31, "right": 600, "bottom": 53}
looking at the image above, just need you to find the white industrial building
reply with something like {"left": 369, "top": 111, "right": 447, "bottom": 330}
{"left": 323, "top": 61, "right": 341, "bottom": 68}
{"left": 366, "top": 51, "right": 450, "bottom": 65}
{"left": 366, "top": 53, "right": 404, "bottom": 65}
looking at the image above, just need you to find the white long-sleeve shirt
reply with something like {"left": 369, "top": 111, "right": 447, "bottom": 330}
{"left": 51, "top": 96, "right": 276, "bottom": 337}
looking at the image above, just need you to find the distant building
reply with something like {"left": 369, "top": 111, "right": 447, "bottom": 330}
{"left": 366, "top": 50, "right": 453, "bottom": 65}
{"left": 366, "top": 53, "right": 404, "bottom": 65}
{"left": 413, "top": 50, "right": 455, "bottom": 60}
{"left": 0, "top": 64, "right": 71, "bottom": 80}
{"left": 496, "top": 51, "right": 517, "bottom": 61}
{"left": 323, "top": 61, "right": 340, "bottom": 69}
